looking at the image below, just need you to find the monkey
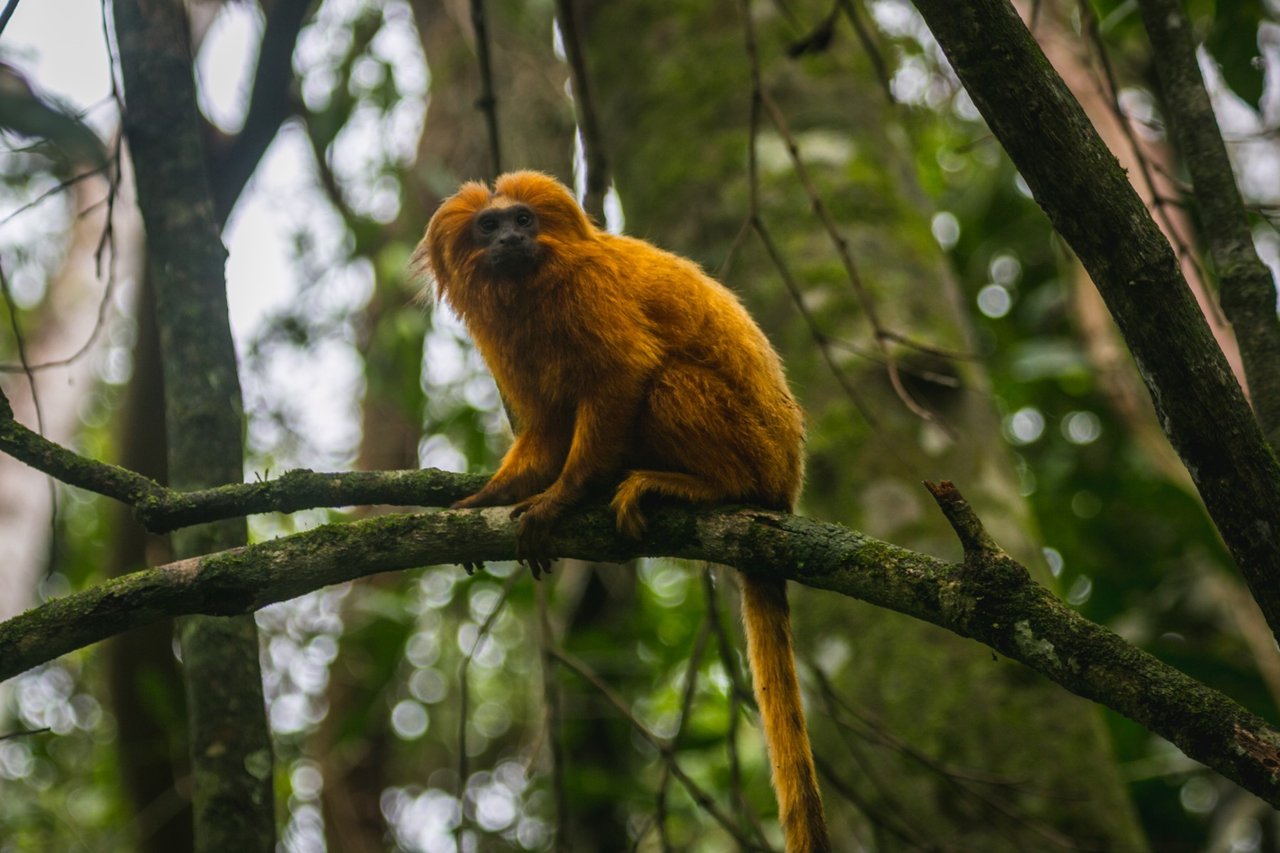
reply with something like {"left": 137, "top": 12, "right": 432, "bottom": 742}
{"left": 415, "top": 171, "right": 830, "bottom": 852}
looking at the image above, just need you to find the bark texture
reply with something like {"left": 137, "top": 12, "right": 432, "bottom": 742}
{"left": 1137, "top": 0, "right": 1280, "bottom": 447}
{"left": 112, "top": 0, "right": 275, "bottom": 848}
{"left": 2, "top": 498, "right": 1279, "bottom": 812}
{"left": 910, "top": 0, "right": 1280, "bottom": 646}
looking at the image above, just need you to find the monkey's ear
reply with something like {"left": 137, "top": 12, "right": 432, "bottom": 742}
{"left": 408, "top": 239, "right": 439, "bottom": 306}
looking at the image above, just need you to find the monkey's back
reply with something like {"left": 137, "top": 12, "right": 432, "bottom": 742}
{"left": 599, "top": 234, "right": 805, "bottom": 509}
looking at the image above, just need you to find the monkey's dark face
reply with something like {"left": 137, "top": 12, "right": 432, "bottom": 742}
{"left": 473, "top": 203, "right": 541, "bottom": 276}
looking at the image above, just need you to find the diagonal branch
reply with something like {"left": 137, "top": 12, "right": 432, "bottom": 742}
{"left": 209, "top": 0, "right": 316, "bottom": 225}
{"left": 908, "top": 0, "right": 1280, "bottom": 646}
{"left": 0, "top": 388, "right": 483, "bottom": 529}
{"left": 548, "top": 644, "right": 764, "bottom": 849}
{"left": 554, "top": 0, "right": 609, "bottom": 222}
{"left": 2, "top": 495, "right": 1280, "bottom": 809}
{"left": 1136, "top": 0, "right": 1280, "bottom": 449}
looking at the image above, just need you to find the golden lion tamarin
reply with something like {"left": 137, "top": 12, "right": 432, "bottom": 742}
{"left": 416, "top": 171, "right": 829, "bottom": 851}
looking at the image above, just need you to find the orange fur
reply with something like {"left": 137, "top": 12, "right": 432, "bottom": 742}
{"left": 415, "top": 171, "right": 829, "bottom": 851}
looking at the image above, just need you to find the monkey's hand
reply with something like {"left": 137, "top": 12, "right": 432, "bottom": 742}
{"left": 452, "top": 484, "right": 513, "bottom": 510}
{"left": 450, "top": 487, "right": 512, "bottom": 575}
{"left": 451, "top": 481, "right": 525, "bottom": 573}
{"left": 510, "top": 493, "right": 565, "bottom": 579}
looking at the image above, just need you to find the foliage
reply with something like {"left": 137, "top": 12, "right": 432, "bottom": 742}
{"left": 1, "top": 0, "right": 1279, "bottom": 850}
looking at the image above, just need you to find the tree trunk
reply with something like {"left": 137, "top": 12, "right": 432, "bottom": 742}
{"left": 105, "top": 274, "right": 193, "bottom": 852}
{"left": 112, "top": 0, "right": 275, "bottom": 848}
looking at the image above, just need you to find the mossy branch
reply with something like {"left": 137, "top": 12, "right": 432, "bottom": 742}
{"left": 1136, "top": 0, "right": 1280, "bottom": 449}
{"left": 4, "top": 379, "right": 1280, "bottom": 806}
{"left": 909, "top": 0, "right": 1280, "bottom": 647}
{"left": 2, "top": 496, "right": 1279, "bottom": 808}
{"left": 0, "top": 386, "right": 484, "bottom": 528}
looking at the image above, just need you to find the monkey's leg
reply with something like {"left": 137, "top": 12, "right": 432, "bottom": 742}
{"left": 610, "top": 470, "right": 733, "bottom": 538}
{"left": 453, "top": 427, "right": 568, "bottom": 510}
{"left": 511, "top": 393, "right": 637, "bottom": 556}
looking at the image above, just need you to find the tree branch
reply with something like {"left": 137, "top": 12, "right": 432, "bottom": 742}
{"left": 908, "top": 0, "right": 1280, "bottom": 646}
{"left": 554, "top": 0, "right": 610, "bottom": 221}
{"left": 2, "top": 498, "right": 1279, "bottom": 807}
{"left": 0, "top": 387, "right": 483, "bottom": 529}
{"left": 209, "top": 0, "right": 316, "bottom": 226}
{"left": 112, "top": 0, "right": 274, "bottom": 840}
{"left": 0, "top": 385, "right": 164, "bottom": 505}
{"left": 1136, "top": 0, "right": 1280, "bottom": 449}
{"left": 470, "top": 0, "right": 502, "bottom": 177}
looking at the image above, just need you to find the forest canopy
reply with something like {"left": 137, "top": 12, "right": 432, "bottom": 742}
{"left": 1, "top": 0, "right": 1279, "bottom": 850}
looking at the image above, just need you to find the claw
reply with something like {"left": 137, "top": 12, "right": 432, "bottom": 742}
{"left": 518, "top": 556, "right": 554, "bottom": 580}
{"left": 512, "top": 494, "right": 560, "bottom": 579}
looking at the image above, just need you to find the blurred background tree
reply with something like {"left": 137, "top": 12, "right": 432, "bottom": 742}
{"left": 0, "top": 0, "right": 1277, "bottom": 850}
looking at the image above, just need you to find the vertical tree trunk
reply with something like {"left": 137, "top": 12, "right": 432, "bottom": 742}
{"left": 112, "top": 1, "right": 275, "bottom": 849}
{"left": 105, "top": 275, "right": 193, "bottom": 852}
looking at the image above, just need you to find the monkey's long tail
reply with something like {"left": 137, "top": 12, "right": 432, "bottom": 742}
{"left": 739, "top": 574, "right": 831, "bottom": 853}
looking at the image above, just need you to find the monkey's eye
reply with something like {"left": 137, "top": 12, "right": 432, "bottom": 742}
{"left": 477, "top": 215, "right": 498, "bottom": 233}
{"left": 515, "top": 211, "right": 533, "bottom": 227}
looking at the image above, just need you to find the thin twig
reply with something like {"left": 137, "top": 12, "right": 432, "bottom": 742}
{"left": 0, "top": 155, "right": 121, "bottom": 376}
{"left": 740, "top": 0, "right": 939, "bottom": 427}
{"left": 0, "top": 163, "right": 111, "bottom": 229}
{"left": 761, "top": 93, "right": 937, "bottom": 424}
{"left": 703, "top": 569, "right": 772, "bottom": 846}
{"left": 753, "top": 221, "right": 878, "bottom": 427}
{"left": 1077, "top": 1, "right": 1219, "bottom": 325}
{"left": 654, "top": 591, "right": 714, "bottom": 849}
{"left": 835, "top": 0, "right": 893, "bottom": 104}
{"left": 536, "top": 584, "right": 570, "bottom": 852}
{"left": 0, "top": 262, "right": 44, "bottom": 436}
{"left": 97, "top": 0, "right": 125, "bottom": 281}
{"left": 822, "top": 337, "right": 970, "bottom": 391}
{"left": 877, "top": 328, "right": 977, "bottom": 362}
{"left": 0, "top": 260, "right": 60, "bottom": 547}
{"left": 0, "top": 66, "right": 121, "bottom": 377}
{"left": 453, "top": 571, "right": 521, "bottom": 848}
{"left": 739, "top": 24, "right": 875, "bottom": 428}
{"left": 548, "top": 643, "right": 773, "bottom": 851}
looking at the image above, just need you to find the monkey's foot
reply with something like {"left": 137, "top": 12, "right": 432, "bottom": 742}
{"left": 452, "top": 489, "right": 503, "bottom": 510}
{"left": 455, "top": 472, "right": 548, "bottom": 510}
{"left": 511, "top": 494, "right": 562, "bottom": 579}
